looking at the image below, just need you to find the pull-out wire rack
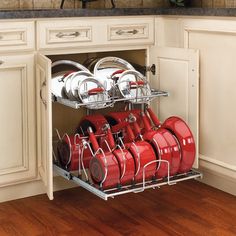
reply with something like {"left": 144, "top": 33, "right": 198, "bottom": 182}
{"left": 52, "top": 89, "right": 169, "bottom": 109}
{"left": 54, "top": 164, "right": 202, "bottom": 201}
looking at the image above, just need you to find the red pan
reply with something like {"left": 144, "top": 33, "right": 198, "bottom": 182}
{"left": 56, "top": 133, "right": 91, "bottom": 171}
{"left": 102, "top": 124, "right": 135, "bottom": 186}
{"left": 146, "top": 108, "right": 195, "bottom": 173}
{"left": 88, "top": 127, "right": 120, "bottom": 189}
{"left": 140, "top": 112, "right": 173, "bottom": 178}
{"left": 112, "top": 121, "right": 157, "bottom": 183}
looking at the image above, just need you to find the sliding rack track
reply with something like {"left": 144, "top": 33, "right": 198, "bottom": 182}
{"left": 52, "top": 90, "right": 169, "bottom": 109}
{"left": 54, "top": 164, "right": 202, "bottom": 201}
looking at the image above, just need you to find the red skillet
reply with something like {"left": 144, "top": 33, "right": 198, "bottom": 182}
{"left": 146, "top": 108, "right": 196, "bottom": 173}
{"left": 88, "top": 127, "right": 120, "bottom": 190}
{"left": 139, "top": 112, "right": 174, "bottom": 178}
{"left": 112, "top": 121, "right": 157, "bottom": 183}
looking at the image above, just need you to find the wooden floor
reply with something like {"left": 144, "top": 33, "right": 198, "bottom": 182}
{"left": 0, "top": 180, "right": 235, "bottom": 236}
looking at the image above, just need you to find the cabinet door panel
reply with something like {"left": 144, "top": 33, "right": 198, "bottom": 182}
{"left": 0, "top": 54, "right": 36, "bottom": 186}
{"left": 151, "top": 47, "right": 199, "bottom": 168}
{"left": 36, "top": 53, "right": 53, "bottom": 200}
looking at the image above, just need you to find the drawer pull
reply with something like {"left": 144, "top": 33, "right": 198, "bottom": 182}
{"left": 40, "top": 81, "right": 47, "bottom": 107}
{"left": 0, "top": 60, "right": 4, "bottom": 65}
{"left": 116, "top": 29, "right": 138, "bottom": 36}
{"left": 56, "top": 31, "right": 80, "bottom": 39}
{"left": 0, "top": 35, "right": 3, "bottom": 40}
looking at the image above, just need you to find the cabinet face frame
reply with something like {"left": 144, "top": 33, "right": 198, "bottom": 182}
{"left": 0, "top": 54, "right": 37, "bottom": 186}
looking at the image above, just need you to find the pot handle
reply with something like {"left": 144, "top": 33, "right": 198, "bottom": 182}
{"left": 87, "top": 127, "right": 100, "bottom": 152}
{"left": 111, "top": 121, "right": 130, "bottom": 133}
{"left": 146, "top": 107, "right": 161, "bottom": 127}
{"left": 141, "top": 112, "right": 152, "bottom": 131}
{"left": 126, "top": 125, "right": 135, "bottom": 142}
{"left": 106, "top": 126, "right": 116, "bottom": 150}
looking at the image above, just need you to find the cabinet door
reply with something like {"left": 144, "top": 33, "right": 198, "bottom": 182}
{"left": 150, "top": 47, "right": 199, "bottom": 168}
{"left": 0, "top": 54, "right": 37, "bottom": 186}
{"left": 36, "top": 53, "right": 53, "bottom": 200}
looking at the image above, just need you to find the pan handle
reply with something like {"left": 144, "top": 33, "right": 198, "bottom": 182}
{"left": 111, "top": 121, "right": 129, "bottom": 133}
{"left": 141, "top": 112, "right": 152, "bottom": 131}
{"left": 146, "top": 108, "right": 161, "bottom": 127}
{"left": 87, "top": 127, "right": 100, "bottom": 152}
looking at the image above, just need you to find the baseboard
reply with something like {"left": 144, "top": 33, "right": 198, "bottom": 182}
{"left": 0, "top": 176, "right": 77, "bottom": 203}
{"left": 199, "top": 158, "right": 236, "bottom": 196}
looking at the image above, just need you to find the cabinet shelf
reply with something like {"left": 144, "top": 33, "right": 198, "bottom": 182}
{"left": 52, "top": 89, "right": 169, "bottom": 109}
{"left": 53, "top": 164, "right": 202, "bottom": 201}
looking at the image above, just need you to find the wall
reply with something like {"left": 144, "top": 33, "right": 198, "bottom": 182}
{"left": 1, "top": 0, "right": 236, "bottom": 10}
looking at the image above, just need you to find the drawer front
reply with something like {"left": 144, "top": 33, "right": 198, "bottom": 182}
{"left": 107, "top": 18, "right": 154, "bottom": 45}
{"left": 0, "top": 21, "right": 35, "bottom": 52}
{"left": 109, "top": 24, "right": 149, "bottom": 40}
{"left": 37, "top": 20, "right": 96, "bottom": 50}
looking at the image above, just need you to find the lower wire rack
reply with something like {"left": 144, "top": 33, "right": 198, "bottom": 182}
{"left": 53, "top": 164, "right": 203, "bottom": 201}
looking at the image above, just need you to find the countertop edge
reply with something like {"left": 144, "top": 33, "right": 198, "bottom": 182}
{"left": 1, "top": 8, "right": 236, "bottom": 19}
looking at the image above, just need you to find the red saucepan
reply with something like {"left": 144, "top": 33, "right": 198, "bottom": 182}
{"left": 102, "top": 124, "right": 135, "bottom": 186}
{"left": 146, "top": 108, "right": 195, "bottom": 173}
{"left": 112, "top": 121, "right": 157, "bottom": 183}
{"left": 88, "top": 127, "right": 120, "bottom": 189}
{"left": 56, "top": 133, "right": 91, "bottom": 171}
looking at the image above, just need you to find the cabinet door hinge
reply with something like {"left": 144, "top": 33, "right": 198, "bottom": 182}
{"left": 144, "top": 64, "right": 156, "bottom": 75}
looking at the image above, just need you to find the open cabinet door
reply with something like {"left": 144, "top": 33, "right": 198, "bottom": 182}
{"left": 150, "top": 47, "right": 199, "bottom": 168}
{"left": 36, "top": 53, "right": 53, "bottom": 200}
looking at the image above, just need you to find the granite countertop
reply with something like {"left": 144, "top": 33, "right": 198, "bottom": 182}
{"left": 1, "top": 8, "right": 236, "bottom": 19}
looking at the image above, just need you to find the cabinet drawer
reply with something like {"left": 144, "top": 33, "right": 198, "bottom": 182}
{"left": 37, "top": 20, "right": 95, "bottom": 50}
{"left": 0, "top": 21, "right": 35, "bottom": 52}
{"left": 107, "top": 18, "right": 154, "bottom": 45}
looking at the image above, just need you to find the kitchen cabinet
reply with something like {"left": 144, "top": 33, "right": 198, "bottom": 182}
{"left": 0, "top": 54, "right": 37, "bottom": 187}
{"left": 0, "top": 16, "right": 200, "bottom": 202}
{"left": 35, "top": 17, "right": 199, "bottom": 199}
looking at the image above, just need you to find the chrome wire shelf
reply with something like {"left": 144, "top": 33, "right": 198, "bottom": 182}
{"left": 53, "top": 164, "right": 202, "bottom": 201}
{"left": 52, "top": 90, "right": 169, "bottom": 109}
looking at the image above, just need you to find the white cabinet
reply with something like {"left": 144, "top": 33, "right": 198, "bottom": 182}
{"left": 0, "top": 54, "right": 37, "bottom": 187}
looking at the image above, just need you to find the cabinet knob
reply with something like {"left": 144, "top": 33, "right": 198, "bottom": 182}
{"left": 0, "top": 35, "right": 3, "bottom": 40}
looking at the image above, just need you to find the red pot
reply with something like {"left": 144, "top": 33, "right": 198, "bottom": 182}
{"left": 56, "top": 134, "right": 91, "bottom": 171}
{"left": 112, "top": 122, "right": 157, "bottom": 183}
{"left": 88, "top": 127, "right": 120, "bottom": 189}
{"left": 104, "top": 125, "right": 135, "bottom": 186}
{"left": 146, "top": 108, "right": 195, "bottom": 173}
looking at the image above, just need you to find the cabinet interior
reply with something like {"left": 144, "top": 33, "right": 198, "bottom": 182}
{"left": 47, "top": 49, "right": 147, "bottom": 139}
